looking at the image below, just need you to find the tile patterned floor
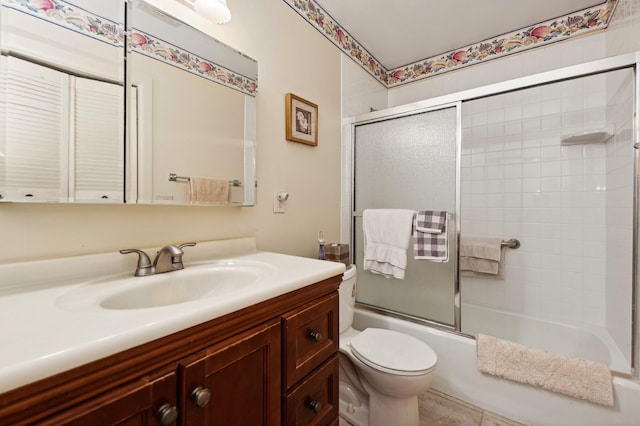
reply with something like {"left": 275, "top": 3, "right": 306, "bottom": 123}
{"left": 339, "top": 388, "right": 524, "bottom": 426}
{"left": 418, "top": 389, "right": 524, "bottom": 426}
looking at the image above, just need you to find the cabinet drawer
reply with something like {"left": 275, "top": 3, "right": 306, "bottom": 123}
{"left": 282, "top": 354, "right": 339, "bottom": 426}
{"left": 282, "top": 293, "right": 338, "bottom": 389}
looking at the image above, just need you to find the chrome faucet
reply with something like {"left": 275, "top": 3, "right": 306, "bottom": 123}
{"left": 120, "top": 242, "right": 197, "bottom": 276}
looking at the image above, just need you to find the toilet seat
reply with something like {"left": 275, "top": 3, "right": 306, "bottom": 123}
{"left": 349, "top": 328, "right": 437, "bottom": 376}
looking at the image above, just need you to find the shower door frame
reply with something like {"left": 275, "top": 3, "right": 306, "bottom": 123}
{"left": 345, "top": 51, "right": 640, "bottom": 378}
{"left": 350, "top": 102, "right": 463, "bottom": 333}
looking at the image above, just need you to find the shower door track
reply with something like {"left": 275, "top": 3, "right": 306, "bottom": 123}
{"left": 355, "top": 301, "right": 474, "bottom": 338}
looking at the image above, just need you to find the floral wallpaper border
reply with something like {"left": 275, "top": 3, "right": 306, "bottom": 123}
{"left": 2, "top": 0, "right": 124, "bottom": 47}
{"left": 283, "top": 0, "right": 618, "bottom": 88}
{"left": 130, "top": 30, "right": 258, "bottom": 96}
{"left": 2, "top": 0, "right": 258, "bottom": 96}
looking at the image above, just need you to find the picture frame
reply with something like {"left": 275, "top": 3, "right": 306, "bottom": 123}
{"left": 285, "top": 93, "right": 318, "bottom": 146}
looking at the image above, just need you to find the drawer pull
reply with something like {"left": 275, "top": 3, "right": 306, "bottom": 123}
{"left": 309, "top": 330, "right": 322, "bottom": 342}
{"left": 156, "top": 403, "right": 179, "bottom": 426}
{"left": 190, "top": 386, "right": 212, "bottom": 408}
{"left": 308, "top": 399, "right": 322, "bottom": 413}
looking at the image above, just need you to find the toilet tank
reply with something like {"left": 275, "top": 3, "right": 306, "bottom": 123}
{"left": 339, "top": 265, "right": 357, "bottom": 334}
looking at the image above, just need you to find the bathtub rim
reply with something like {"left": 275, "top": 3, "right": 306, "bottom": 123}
{"left": 356, "top": 301, "right": 637, "bottom": 379}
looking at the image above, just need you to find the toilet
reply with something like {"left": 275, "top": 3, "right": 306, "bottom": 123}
{"left": 338, "top": 265, "right": 437, "bottom": 426}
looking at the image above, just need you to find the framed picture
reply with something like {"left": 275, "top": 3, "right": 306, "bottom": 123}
{"left": 285, "top": 93, "right": 318, "bottom": 146}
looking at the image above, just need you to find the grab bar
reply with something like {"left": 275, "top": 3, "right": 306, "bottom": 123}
{"left": 169, "top": 173, "right": 242, "bottom": 187}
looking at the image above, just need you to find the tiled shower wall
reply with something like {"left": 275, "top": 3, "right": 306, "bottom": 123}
{"left": 460, "top": 69, "right": 634, "bottom": 330}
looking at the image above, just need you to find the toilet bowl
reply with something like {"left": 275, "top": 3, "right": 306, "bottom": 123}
{"left": 338, "top": 265, "right": 437, "bottom": 426}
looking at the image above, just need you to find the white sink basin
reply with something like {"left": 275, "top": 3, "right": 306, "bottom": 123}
{"left": 57, "top": 259, "right": 276, "bottom": 310}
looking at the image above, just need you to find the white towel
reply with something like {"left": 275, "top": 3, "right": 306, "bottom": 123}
{"left": 362, "top": 209, "right": 415, "bottom": 279}
{"left": 187, "top": 176, "right": 229, "bottom": 205}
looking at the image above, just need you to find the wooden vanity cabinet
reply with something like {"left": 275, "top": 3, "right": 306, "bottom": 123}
{"left": 180, "top": 320, "right": 281, "bottom": 425}
{"left": 0, "top": 275, "right": 341, "bottom": 426}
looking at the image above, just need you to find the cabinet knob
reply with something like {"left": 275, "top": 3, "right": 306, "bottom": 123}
{"left": 156, "top": 403, "right": 178, "bottom": 426}
{"left": 191, "top": 386, "right": 212, "bottom": 408}
{"left": 308, "top": 400, "right": 322, "bottom": 413}
{"left": 309, "top": 330, "right": 322, "bottom": 342}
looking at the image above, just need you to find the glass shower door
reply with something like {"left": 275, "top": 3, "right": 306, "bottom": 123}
{"left": 353, "top": 105, "right": 459, "bottom": 326}
{"left": 458, "top": 68, "right": 635, "bottom": 374}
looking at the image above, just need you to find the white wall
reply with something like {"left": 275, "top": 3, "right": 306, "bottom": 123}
{"left": 606, "top": 0, "right": 640, "bottom": 55}
{"left": 341, "top": 57, "right": 388, "bottom": 118}
{"left": 0, "top": 0, "right": 344, "bottom": 264}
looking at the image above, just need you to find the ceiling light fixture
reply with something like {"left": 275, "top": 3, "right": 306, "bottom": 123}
{"left": 194, "top": 0, "right": 231, "bottom": 24}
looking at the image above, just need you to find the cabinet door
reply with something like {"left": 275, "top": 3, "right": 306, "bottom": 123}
{"left": 181, "top": 320, "right": 281, "bottom": 426}
{"left": 1, "top": 55, "right": 69, "bottom": 202}
{"left": 42, "top": 369, "right": 177, "bottom": 426}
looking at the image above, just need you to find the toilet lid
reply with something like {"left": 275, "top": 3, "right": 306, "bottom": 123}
{"left": 349, "top": 328, "right": 437, "bottom": 375}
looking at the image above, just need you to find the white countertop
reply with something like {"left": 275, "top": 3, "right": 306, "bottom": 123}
{"left": 0, "top": 238, "right": 346, "bottom": 394}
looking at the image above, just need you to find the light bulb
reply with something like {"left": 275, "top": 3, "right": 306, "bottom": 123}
{"left": 194, "top": 0, "right": 231, "bottom": 24}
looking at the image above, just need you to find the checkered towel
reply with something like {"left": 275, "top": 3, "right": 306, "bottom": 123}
{"left": 413, "top": 210, "right": 448, "bottom": 261}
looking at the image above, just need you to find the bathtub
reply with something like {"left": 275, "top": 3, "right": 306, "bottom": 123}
{"left": 353, "top": 306, "right": 640, "bottom": 426}
{"left": 460, "top": 303, "right": 631, "bottom": 373}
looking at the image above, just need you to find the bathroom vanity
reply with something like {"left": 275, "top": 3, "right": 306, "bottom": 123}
{"left": 0, "top": 239, "right": 344, "bottom": 425}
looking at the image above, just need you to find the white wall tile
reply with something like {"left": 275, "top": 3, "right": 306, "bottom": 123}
{"left": 458, "top": 68, "right": 631, "bottom": 329}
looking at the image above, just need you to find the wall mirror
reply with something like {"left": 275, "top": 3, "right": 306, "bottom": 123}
{"left": 128, "top": 0, "right": 257, "bottom": 206}
{"left": 0, "top": 0, "right": 258, "bottom": 206}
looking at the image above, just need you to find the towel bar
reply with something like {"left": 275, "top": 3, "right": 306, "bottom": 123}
{"left": 352, "top": 211, "right": 454, "bottom": 220}
{"left": 169, "top": 173, "right": 242, "bottom": 187}
{"left": 501, "top": 239, "right": 520, "bottom": 249}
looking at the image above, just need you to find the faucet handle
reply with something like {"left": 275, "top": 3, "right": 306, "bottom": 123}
{"left": 177, "top": 242, "right": 197, "bottom": 250}
{"left": 169, "top": 242, "right": 196, "bottom": 271}
{"left": 120, "top": 249, "right": 154, "bottom": 277}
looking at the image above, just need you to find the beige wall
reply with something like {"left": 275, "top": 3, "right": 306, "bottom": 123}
{"left": 0, "top": 0, "right": 343, "bottom": 264}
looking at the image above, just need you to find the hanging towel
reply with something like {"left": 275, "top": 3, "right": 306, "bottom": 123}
{"left": 413, "top": 210, "right": 448, "bottom": 261}
{"left": 460, "top": 237, "right": 504, "bottom": 277}
{"left": 187, "top": 176, "right": 229, "bottom": 205}
{"left": 363, "top": 209, "right": 415, "bottom": 279}
{"left": 476, "top": 334, "right": 614, "bottom": 407}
